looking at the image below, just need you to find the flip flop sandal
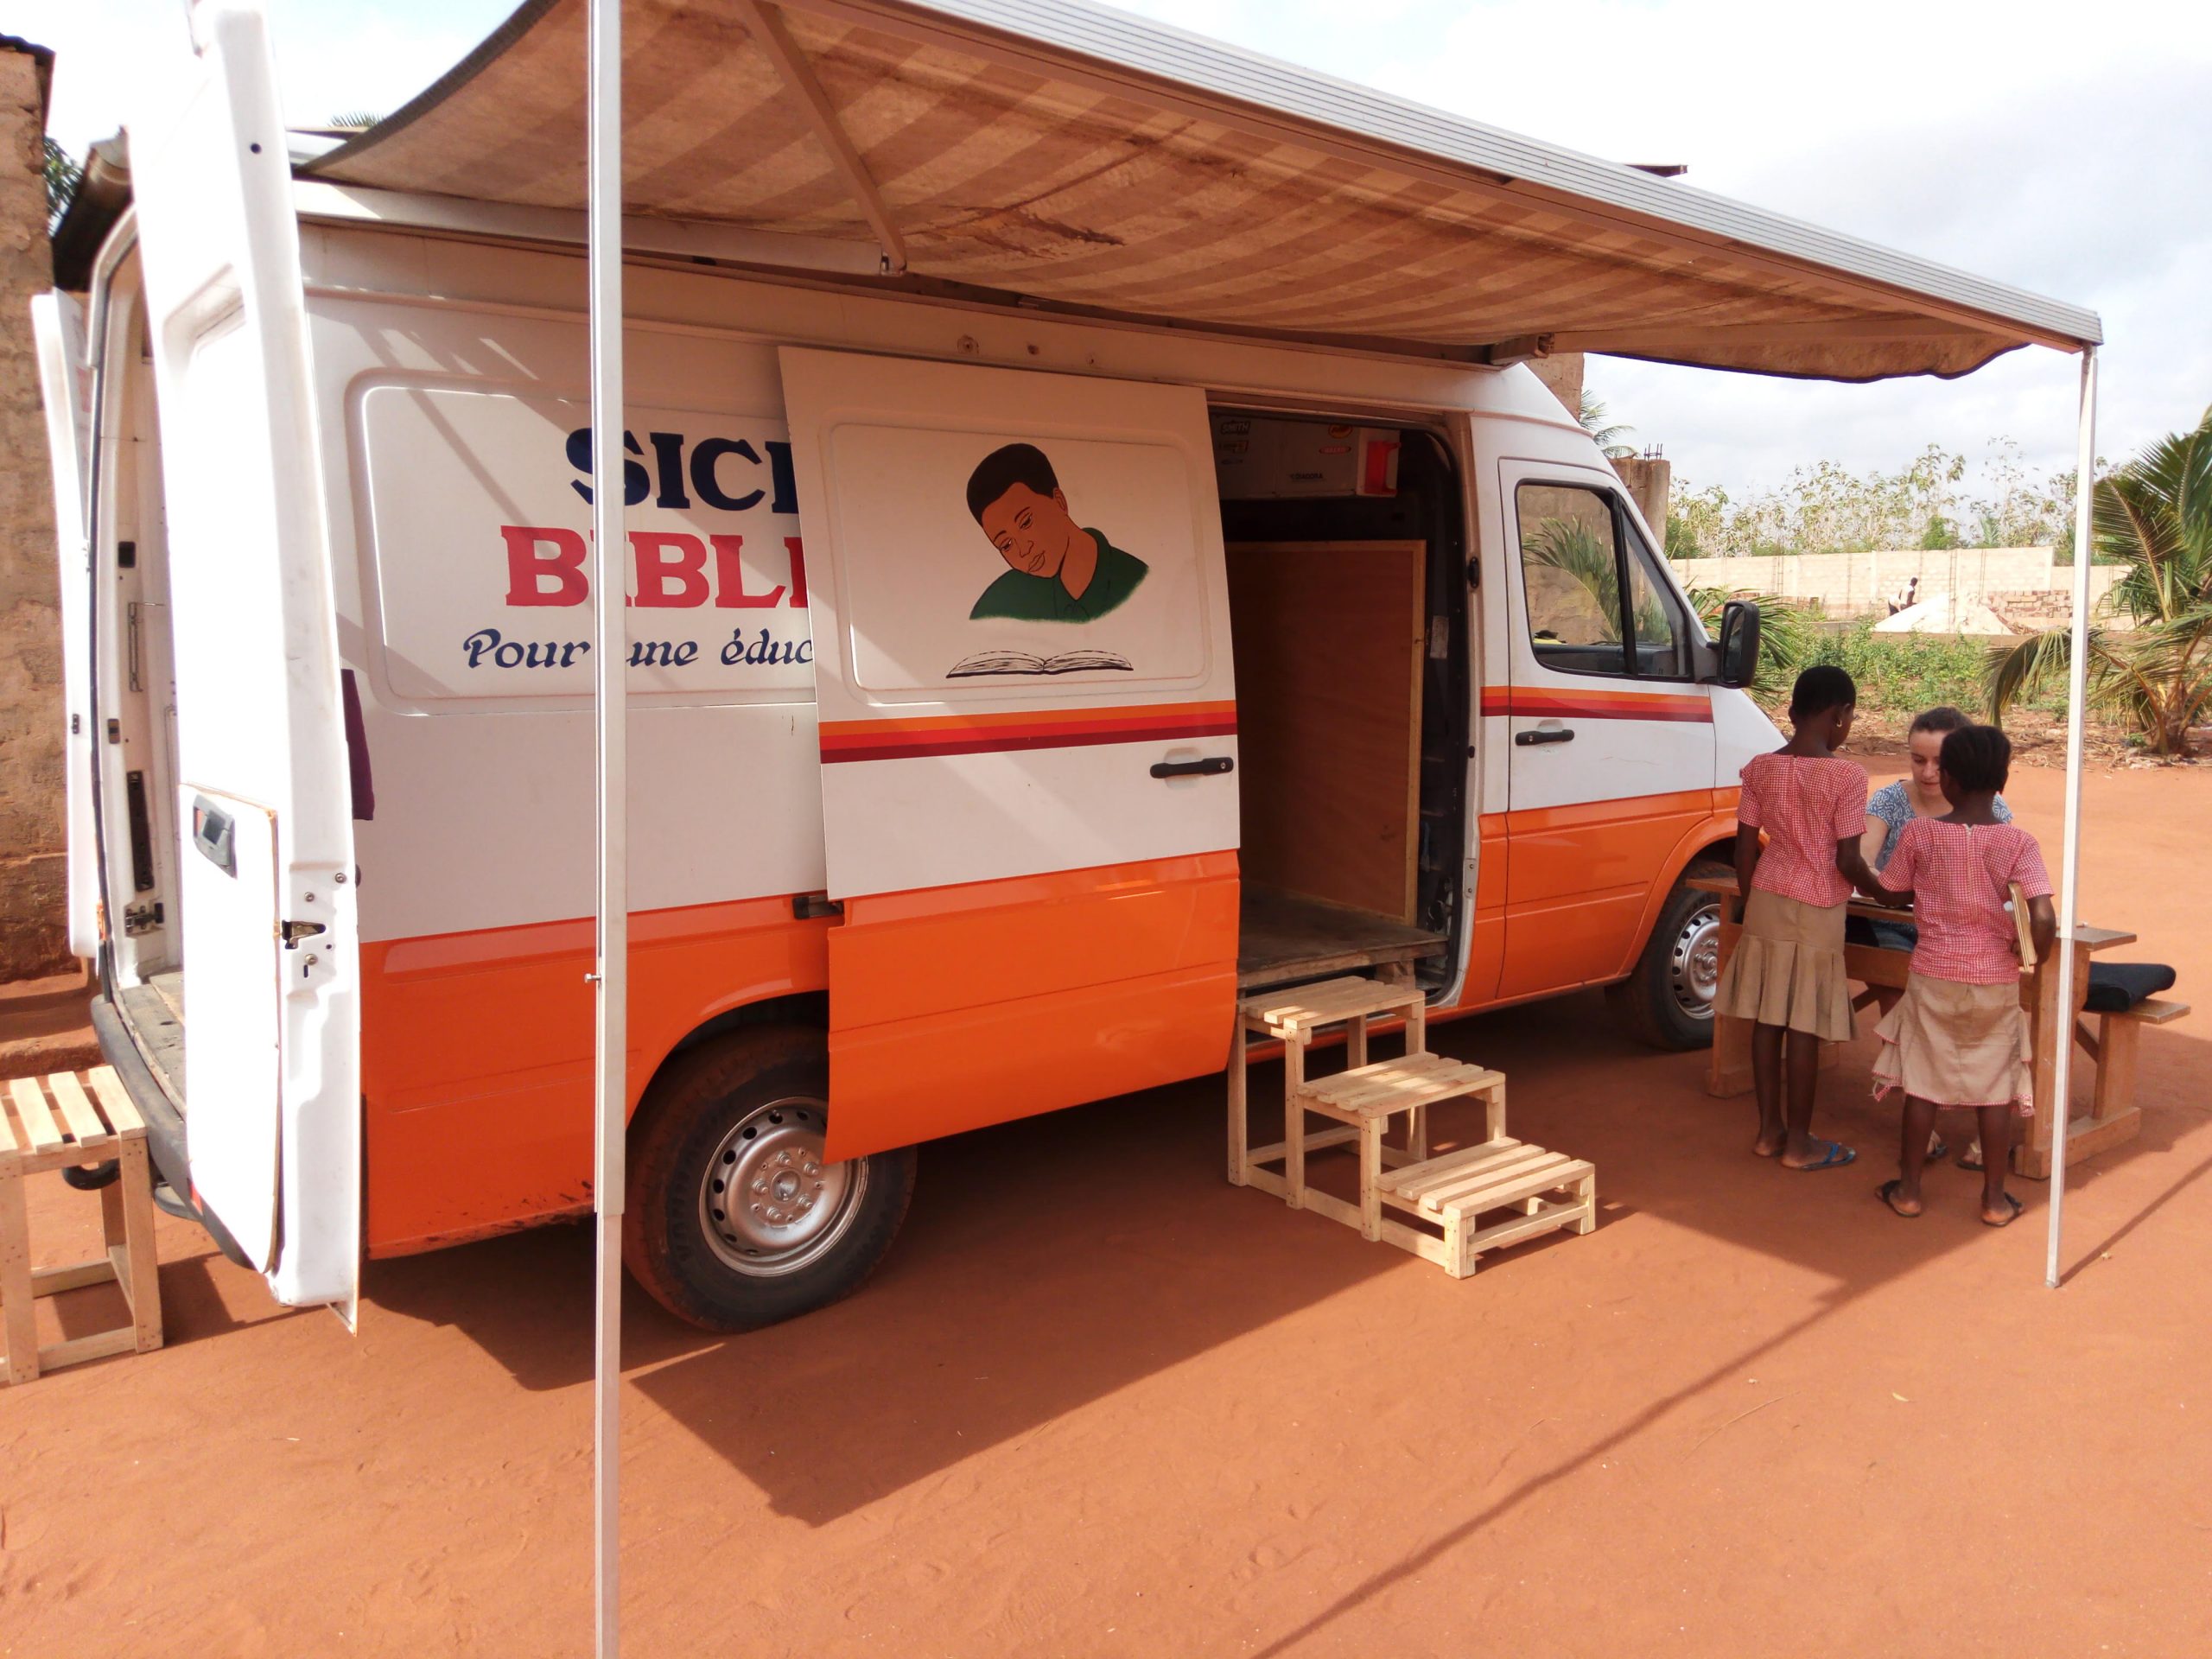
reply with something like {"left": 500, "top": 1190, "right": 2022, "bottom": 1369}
{"left": 1790, "top": 1139, "right": 1857, "bottom": 1172}
{"left": 1982, "top": 1192, "right": 2025, "bottom": 1228}
{"left": 1927, "top": 1136, "right": 1949, "bottom": 1161}
{"left": 1877, "top": 1179, "right": 1922, "bottom": 1217}
{"left": 1957, "top": 1145, "right": 1986, "bottom": 1172}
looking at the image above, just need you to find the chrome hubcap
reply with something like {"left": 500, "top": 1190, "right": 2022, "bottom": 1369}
{"left": 698, "top": 1096, "right": 865, "bottom": 1277}
{"left": 1669, "top": 900, "right": 1723, "bottom": 1020}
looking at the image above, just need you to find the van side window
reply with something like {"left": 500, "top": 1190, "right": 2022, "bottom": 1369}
{"left": 1515, "top": 481, "right": 1690, "bottom": 680}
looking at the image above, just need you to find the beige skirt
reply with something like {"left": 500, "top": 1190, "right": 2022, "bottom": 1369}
{"left": 1714, "top": 887, "right": 1853, "bottom": 1042}
{"left": 1872, "top": 974, "right": 2032, "bottom": 1112}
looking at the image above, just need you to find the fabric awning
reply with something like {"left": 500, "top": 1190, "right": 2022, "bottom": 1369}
{"left": 301, "top": 0, "right": 2100, "bottom": 380}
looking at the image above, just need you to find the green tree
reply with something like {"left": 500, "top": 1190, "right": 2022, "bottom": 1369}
{"left": 1577, "top": 393, "right": 1637, "bottom": 461}
{"left": 1986, "top": 404, "right": 2212, "bottom": 757}
{"left": 42, "top": 137, "right": 80, "bottom": 231}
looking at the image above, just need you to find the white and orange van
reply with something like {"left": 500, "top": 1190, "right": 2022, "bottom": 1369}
{"left": 35, "top": 10, "right": 1773, "bottom": 1332}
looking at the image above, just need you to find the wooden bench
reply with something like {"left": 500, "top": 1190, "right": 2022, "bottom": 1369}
{"left": 2038, "top": 996, "right": 2191, "bottom": 1173}
{"left": 1374, "top": 1138, "right": 1597, "bottom": 1279}
{"left": 1, "top": 1066, "right": 164, "bottom": 1385}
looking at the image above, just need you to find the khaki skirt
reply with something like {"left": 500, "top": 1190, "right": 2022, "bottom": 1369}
{"left": 1714, "top": 887, "right": 1854, "bottom": 1042}
{"left": 1872, "top": 974, "right": 2032, "bottom": 1112}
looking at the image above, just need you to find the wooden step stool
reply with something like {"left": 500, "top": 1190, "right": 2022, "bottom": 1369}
{"left": 1, "top": 1066, "right": 163, "bottom": 1384}
{"left": 1230, "top": 976, "right": 1596, "bottom": 1276}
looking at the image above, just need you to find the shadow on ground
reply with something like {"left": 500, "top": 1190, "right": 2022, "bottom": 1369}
{"left": 363, "top": 983, "right": 2209, "bottom": 1531}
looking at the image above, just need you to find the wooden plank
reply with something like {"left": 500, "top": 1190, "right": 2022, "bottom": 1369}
{"left": 1247, "top": 1124, "right": 1363, "bottom": 1164}
{"left": 1377, "top": 1138, "right": 1532, "bottom": 1199}
{"left": 2120, "top": 998, "right": 2190, "bottom": 1026}
{"left": 1399, "top": 1147, "right": 1562, "bottom": 1212}
{"left": 1301, "top": 1057, "right": 1502, "bottom": 1115}
{"left": 1463, "top": 1198, "right": 1591, "bottom": 1254}
{"left": 0, "top": 1171, "right": 35, "bottom": 1384}
{"left": 30, "top": 1257, "right": 118, "bottom": 1297}
{"left": 1421, "top": 1154, "right": 1583, "bottom": 1218}
{"left": 35, "top": 1326, "right": 137, "bottom": 1373}
{"left": 86, "top": 1065, "right": 144, "bottom": 1136}
{"left": 1237, "top": 889, "right": 1445, "bottom": 988}
{"left": 118, "top": 1140, "right": 162, "bottom": 1351}
{"left": 1240, "top": 975, "right": 1422, "bottom": 1033}
{"left": 1226, "top": 1018, "right": 1247, "bottom": 1185}
{"left": 7, "top": 1078, "right": 62, "bottom": 1154}
{"left": 2075, "top": 925, "right": 2137, "bottom": 950}
{"left": 1227, "top": 541, "right": 1426, "bottom": 923}
{"left": 0, "top": 1088, "right": 15, "bottom": 1159}
{"left": 46, "top": 1072, "right": 110, "bottom": 1153}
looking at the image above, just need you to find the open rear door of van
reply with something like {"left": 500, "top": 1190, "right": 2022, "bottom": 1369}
{"left": 30, "top": 293, "right": 100, "bottom": 963}
{"left": 130, "top": 8, "right": 358, "bottom": 1311}
{"left": 779, "top": 348, "right": 1241, "bottom": 1162}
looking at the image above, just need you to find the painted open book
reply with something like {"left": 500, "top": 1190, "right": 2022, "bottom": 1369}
{"left": 946, "top": 647, "right": 1134, "bottom": 678}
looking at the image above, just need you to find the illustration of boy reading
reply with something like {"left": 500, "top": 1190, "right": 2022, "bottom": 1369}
{"left": 965, "top": 442, "right": 1148, "bottom": 623}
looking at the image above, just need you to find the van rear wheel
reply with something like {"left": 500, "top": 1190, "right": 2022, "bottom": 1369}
{"left": 624, "top": 1026, "right": 915, "bottom": 1332}
{"left": 1608, "top": 858, "right": 1731, "bottom": 1051}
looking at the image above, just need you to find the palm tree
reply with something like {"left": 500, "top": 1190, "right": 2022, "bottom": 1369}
{"left": 1986, "top": 404, "right": 2212, "bottom": 757}
{"left": 1577, "top": 393, "right": 1637, "bottom": 461}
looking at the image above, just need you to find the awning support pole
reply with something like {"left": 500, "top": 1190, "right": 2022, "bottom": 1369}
{"left": 2045, "top": 344, "right": 2097, "bottom": 1290}
{"left": 736, "top": 0, "right": 908, "bottom": 274}
{"left": 586, "top": 0, "right": 626, "bottom": 1649}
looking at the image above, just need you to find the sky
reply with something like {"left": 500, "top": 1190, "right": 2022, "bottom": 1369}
{"left": 33, "top": 0, "right": 2212, "bottom": 501}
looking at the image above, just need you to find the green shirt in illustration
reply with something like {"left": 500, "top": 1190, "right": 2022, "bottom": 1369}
{"left": 969, "top": 531, "right": 1148, "bottom": 623}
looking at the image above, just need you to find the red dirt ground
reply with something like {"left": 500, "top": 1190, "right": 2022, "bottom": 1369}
{"left": 6, "top": 759, "right": 2209, "bottom": 1657}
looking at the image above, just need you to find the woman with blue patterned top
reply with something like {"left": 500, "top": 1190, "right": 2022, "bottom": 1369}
{"left": 1850, "top": 705, "right": 2013, "bottom": 1168}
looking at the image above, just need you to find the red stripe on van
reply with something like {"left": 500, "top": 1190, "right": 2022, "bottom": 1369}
{"left": 1479, "top": 687, "right": 1711, "bottom": 723}
{"left": 820, "top": 702, "right": 1238, "bottom": 764}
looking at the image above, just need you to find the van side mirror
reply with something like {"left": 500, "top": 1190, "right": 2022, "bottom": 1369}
{"left": 1713, "top": 599, "right": 1761, "bottom": 689}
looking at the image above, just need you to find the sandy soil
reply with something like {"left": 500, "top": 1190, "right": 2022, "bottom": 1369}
{"left": 6, "top": 761, "right": 2210, "bottom": 1657}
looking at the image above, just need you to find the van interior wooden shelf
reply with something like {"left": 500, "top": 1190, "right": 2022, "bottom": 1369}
{"left": 1236, "top": 889, "right": 1446, "bottom": 990}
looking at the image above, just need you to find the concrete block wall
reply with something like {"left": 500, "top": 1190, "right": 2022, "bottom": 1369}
{"left": 1673, "top": 547, "right": 2122, "bottom": 621}
{"left": 0, "top": 39, "right": 69, "bottom": 984}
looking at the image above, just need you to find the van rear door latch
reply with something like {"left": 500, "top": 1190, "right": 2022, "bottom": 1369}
{"left": 281, "top": 919, "right": 327, "bottom": 948}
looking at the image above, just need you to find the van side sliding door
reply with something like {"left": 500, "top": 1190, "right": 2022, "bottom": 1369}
{"left": 1495, "top": 461, "right": 1715, "bottom": 998}
{"left": 131, "top": 9, "right": 359, "bottom": 1308}
{"left": 779, "top": 348, "right": 1240, "bottom": 1161}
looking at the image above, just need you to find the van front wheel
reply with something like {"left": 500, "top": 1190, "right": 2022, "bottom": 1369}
{"left": 624, "top": 1026, "right": 915, "bottom": 1332}
{"left": 1607, "top": 858, "right": 1731, "bottom": 1051}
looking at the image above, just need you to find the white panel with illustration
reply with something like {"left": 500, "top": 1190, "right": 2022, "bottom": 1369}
{"left": 778, "top": 347, "right": 1239, "bottom": 899}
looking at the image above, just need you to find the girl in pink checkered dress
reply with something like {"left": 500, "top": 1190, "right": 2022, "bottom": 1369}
{"left": 1716, "top": 666, "right": 1883, "bottom": 1171}
{"left": 1866, "top": 724, "right": 2056, "bottom": 1226}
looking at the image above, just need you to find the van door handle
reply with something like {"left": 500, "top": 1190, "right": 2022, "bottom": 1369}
{"left": 1515, "top": 728, "right": 1575, "bottom": 747}
{"left": 1151, "top": 756, "right": 1235, "bottom": 779}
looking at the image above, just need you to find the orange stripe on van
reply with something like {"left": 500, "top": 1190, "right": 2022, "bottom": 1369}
{"left": 819, "top": 700, "right": 1237, "bottom": 763}
{"left": 1480, "top": 687, "right": 1710, "bottom": 723}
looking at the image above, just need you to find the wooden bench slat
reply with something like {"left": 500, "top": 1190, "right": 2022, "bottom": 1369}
{"left": 7, "top": 1078, "right": 63, "bottom": 1154}
{"left": 84, "top": 1067, "right": 144, "bottom": 1137}
{"left": 1416, "top": 1153, "right": 1583, "bottom": 1217}
{"left": 1381, "top": 1140, "right": 1547, "bottom": 1202}
{"left": 1404, "top": 1150, "right": 1567, "bottom": 1215}
{"left": 47, "top": 1073, "right": 111, "bottom": 1152}
{"left": 2113, "top": 997, "right": 2189, "bottom": 1026}
{"left": 1373, "top": 1137, "right": 1525, "bottom": 1196}
{"left": 1239, "top": 976, "right": 1425, "bottom": 1034}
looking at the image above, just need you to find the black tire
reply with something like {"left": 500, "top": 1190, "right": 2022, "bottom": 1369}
{"left": 1607, "top": 857, "right": 1732, "bottom": 1051}
{"left": 623, "top": 1025, "right": 915, "bottom": 1332}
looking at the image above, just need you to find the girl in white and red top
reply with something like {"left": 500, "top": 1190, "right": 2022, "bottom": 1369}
{"left": 1866, "top": 724, "right": 2056, "bottom": 1226}
{"left": 1715, "top": 665, "right": 1882, "bottom": 1171}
